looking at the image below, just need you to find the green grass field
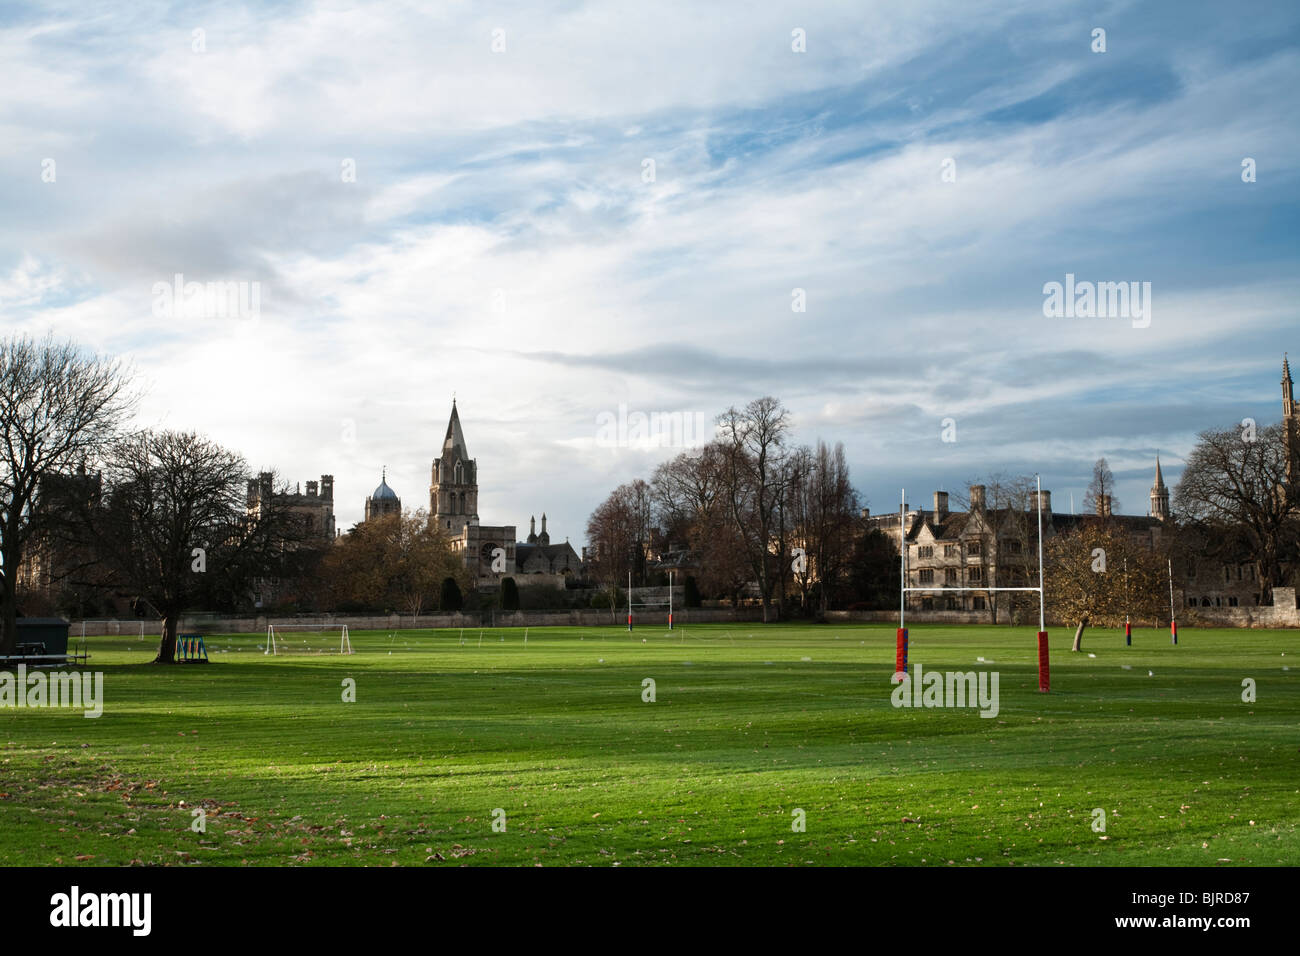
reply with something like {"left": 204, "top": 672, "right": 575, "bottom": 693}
{"left": 2, "top": 622, "right": 1297, "bottom": 866}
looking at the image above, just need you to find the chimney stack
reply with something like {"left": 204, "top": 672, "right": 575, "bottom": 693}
{"left": 1030, "top": 489, "right": 1052, "bottom": 514}
{"left": 933, "top": 491, "right": 949, "bottom": 519}
{"left": 969, "top": 484, "right": 986, "bottom": 511}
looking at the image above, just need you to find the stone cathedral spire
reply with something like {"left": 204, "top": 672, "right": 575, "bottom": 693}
{"left": 1284, "top": 355, "right": 1298, "bottom": 491}
{"left": 1150, "top": 454, "right": 1170, "bottom": 520}
{"left": 430, "top": 400, "right": 479, "bottom": 535}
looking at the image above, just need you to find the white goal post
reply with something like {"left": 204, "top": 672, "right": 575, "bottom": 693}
{"left": 265, "top": 623, "right": 353, "bottom": 655}
{"left": 79, "top": 619, "right": 147, "bottom": 640}
{"left": 627, "top": 570, "right": 676, "bottom": 631}
{"left": 897, "top": 474, "right": 1051, "bottom": 692}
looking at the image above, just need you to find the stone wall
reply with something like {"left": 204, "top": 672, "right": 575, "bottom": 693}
{"left": 71, "top": 592, "right": 1299, "bottom": 637}
{"left": 1181, "top": 587, "right": 1299, "bottom": 628}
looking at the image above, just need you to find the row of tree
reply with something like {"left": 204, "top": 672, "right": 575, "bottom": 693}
{"left": 1, "top": 334, "right": 477, "bottom": 662}
{"left": 586, "top": 397, "right": 872, "bottom": 621}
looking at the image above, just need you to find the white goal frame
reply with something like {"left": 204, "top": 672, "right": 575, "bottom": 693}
{"left": 265, "top": 623, "right": 353, "bottom": 655}
{"left": 79, "top": 619, "right": 147, "bottom": 641}
{"left": 897, "top": 474, "right": 1051, "bottom": 691}
{"left": 627, "top": 570, "right": 676, "bottom": 631}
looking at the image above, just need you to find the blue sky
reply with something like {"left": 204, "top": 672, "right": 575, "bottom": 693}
{"left": 2, "top": 0, "right": 1298, "bottom": 537}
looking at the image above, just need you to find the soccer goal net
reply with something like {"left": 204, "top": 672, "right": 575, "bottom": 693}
{"left": 79, "top": 619, "right": 147, "bottom": 641}
{"left": 265, "top": 623, "right": 353, "bottom": 655}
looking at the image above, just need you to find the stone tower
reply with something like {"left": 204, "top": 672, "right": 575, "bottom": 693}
{"left": 430, "top": 400, "right": 478, "bottom": 535}
{"left": 538, "top": 512, "right": 550, "bottom": 545}
{"left": 1150, "top": 454, "right": 1170, "bottom": 520}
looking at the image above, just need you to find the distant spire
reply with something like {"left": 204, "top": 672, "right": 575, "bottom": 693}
{"left": 1150, "top": 453, "right": 1171, "bottom": 520}
{"left": 1284, "top": 353, "right": 1295, "bottom": 418}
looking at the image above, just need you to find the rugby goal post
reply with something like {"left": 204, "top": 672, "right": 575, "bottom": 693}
{"left": 627, "top": 570, "right": 675, "bottom": 631}
{"left": 897, "top": 475, "right": 1051, "bottom": 692}
{"left": 265, "top": 623, "right": 353, "bottom": 655}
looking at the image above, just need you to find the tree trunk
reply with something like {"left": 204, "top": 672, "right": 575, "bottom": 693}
{"left": 154, "top": 611, "right": 179, "bottom": 663}
{"left": 0, "top": 579, "right": 16, "bottom": 656}
{"left": 1072, "top": 620, "right": 1087, "bottom": 652}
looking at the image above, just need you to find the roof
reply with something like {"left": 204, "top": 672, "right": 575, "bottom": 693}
{"left": 442, "top": 401, "right": 468, "bottom": 460}
{"left": 372, "top": 478, "right": 399, "bottom": 501}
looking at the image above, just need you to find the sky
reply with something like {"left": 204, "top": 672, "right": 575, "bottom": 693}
{"left": 2, "top": 0, "right": 1298, "bottom": 540}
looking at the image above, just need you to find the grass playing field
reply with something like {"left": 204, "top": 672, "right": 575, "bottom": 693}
{"left": 1, "top": 622, "right": 1296, "bottom": 866}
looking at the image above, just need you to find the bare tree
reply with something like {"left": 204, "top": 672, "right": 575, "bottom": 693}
{"left": 789, "top": 441, "right": 859, "bottom": 618}
{"left": 0, "top": 334, "right": 133, "bottom": 654}
{"left": 716, "top": 397, "right": 790, "bottom": 622}
{"left": 80, "top": 431, "right": 301, "bottom": 662}
{"left": 1175, "top": 422, "right": 1297, "bottom": 600}
{"left": 784, "top": 445, "right": 815, "bottom": 614}
{"left": 1083, "top": 457, "right": 1120, "bottom": 521}
{"left": 649, "top": 441, "right": 748, "bottom": 603}
{"left": 585, "top": 479, "right": 653, "bottom": 620}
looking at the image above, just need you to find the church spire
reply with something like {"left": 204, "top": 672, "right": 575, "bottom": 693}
{"left": 443, "top": 400, "right": 468, "bottom": 459}
{"left": 1285, "top": 354, "right": 1298, "bottom": 490}
{"left": 1150, "top": 453, "right": 1170, "bottom": 520}
{"left": 1284, "top": 353, "right": 1295, "bottom": 419}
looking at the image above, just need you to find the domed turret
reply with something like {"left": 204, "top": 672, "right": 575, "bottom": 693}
{"left": 364, "top": 468, "right": 402, "bottom": 522}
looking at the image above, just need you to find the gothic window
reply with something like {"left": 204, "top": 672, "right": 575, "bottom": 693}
{"left": 919, "top": 569, "right": 934, "bottom": 584}
{"left": 918, "top": 546, "right": 933, "bottom": 559}
{"left": 455, "top": 461, "right": 463, "bottom": 484}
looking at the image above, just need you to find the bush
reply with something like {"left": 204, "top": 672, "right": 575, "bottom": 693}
{"left": 439, "top": 577, "right": 463, "bottom": 613}
{"left": 683, "top": 575, "right": 701, "bottom": 608}
{"left": 501, "top": 577, "right": 520, "bottom": 611}
{"left": 590, "top": 587, "right": 624, "bottom": 610}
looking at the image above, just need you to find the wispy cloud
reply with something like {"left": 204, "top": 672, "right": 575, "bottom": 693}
{"left": 2, "top": 0, "right": 1297, "bottom": 532}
